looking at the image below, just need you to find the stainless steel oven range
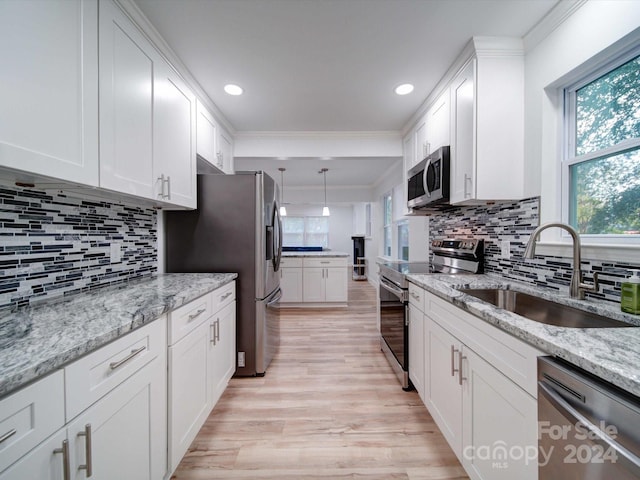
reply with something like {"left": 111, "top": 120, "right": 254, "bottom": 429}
{"left": 378, "top": 238, "right": 484, "bottom": 390}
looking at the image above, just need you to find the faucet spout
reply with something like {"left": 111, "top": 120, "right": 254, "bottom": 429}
{"left": 524, "top": 222, "right": 598, "bottom": 300}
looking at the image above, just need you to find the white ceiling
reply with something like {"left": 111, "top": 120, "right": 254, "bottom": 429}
{"left": 134, "top": 0, "right": 559, "bottom": 189}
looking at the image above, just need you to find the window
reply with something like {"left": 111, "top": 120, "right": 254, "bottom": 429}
{"left": 283, "top": 216, "right": 329, "bottom": 248}
{"left": 397, "top": 219, "right": 409, "bottom": 261}
{"left": 564, "top": 50, "right": 640, "bottom": 235}
{"left": 383, "top": 193, "right": 392, "bottom": 257}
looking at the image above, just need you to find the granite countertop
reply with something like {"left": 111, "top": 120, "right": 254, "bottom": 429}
{"left": 407, "top": 273, "right": 640, "bottom": 397}
{"left": 282, "top": 251, "right": 350, "bottom": 258}
{"left": 0, "top": 273, "right": 237, "bottom": 398}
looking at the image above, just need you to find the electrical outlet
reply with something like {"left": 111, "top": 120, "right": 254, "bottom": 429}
{"left": 501, "top": 240, "right": 510, "bottom": 259}
{"left": 238, "top": 351, "right": 245, "bottom": 367}
{"left": 110, "top": 242, "right": 121, "bottom": 263}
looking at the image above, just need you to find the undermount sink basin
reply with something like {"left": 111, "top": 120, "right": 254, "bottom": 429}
{"left": 461, "top": 288, "right": 634, "bottom": 328}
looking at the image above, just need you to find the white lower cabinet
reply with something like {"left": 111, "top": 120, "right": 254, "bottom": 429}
{"left": 408, "top": 302, "right": 425, "bottom": 403}
{"left": 208, "top": 301, "right": 237, "bottom": 409}
{"left": 280, "top": 257, "right": 303, "bottom": 303}
{"left": 168, "top": 320, "right": 210, "bottom": 471}
{"left": 0, "top": 320, "right": 167, "bottom": 480}
{"left": 412, "top": 284, "right": 543, "bottom": 480}
{"left": 300, "top": 257, "right": 348, "bottom": 304}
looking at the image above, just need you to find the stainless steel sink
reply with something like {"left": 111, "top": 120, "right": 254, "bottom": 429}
{"left": 461, "top": 288, "right": 634, "bottom": 328}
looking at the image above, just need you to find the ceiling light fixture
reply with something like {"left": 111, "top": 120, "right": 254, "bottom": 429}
{"left": 394, "top": 83, "right": 414, "bottom": 95}
{"left": 319, "top": 168, "right": 330, "bottom": 217}
{"left": 224, "top": 84, "right": 243, "bottom": 95}
{"left": 278, "top": 167, "right": 287, "bottom": 217}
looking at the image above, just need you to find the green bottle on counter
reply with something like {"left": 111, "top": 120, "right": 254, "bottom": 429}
{"left": 621, "top": 270, "right": 640, "bottom": 315}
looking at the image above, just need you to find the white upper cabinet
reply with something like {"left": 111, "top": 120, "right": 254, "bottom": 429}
{"left": 196, "top": 100, "right": 219, "bottom": 168}
{"left": 449, "top": 38, "right": 525, "bottom": 204}
{"left": 0, "top": 0, "right": 99, "bottom": 186}
{"left": 99, "top": 0, "right": 196, "bottom": 208}
{"left": 153, "top": 61, "right": 197, "bottom": 208}
{"left": 218, "top": 127, "right": 234, "bottom": 174}
{"left": 415, "top": 116, "right": 428, "bottom": 164}
{"left": 99, "top": 0, "right": 155, "bottom": 199}
{"left": 425, "top": 88, "right": 450, "bottom": 154}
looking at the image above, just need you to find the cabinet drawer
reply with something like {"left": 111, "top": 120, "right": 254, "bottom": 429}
{"left": 65, "top": 319, "right": 165, "bottom": 421}
{"left": 280, "top": 257, "right": 302, "bottom": 268}
{"left": 408, "top": 282, "right": 425, "bottom": 311}
{"left": 303, "top": 257, "right": 347, "bottom": 268}
{"left": 0, "top": 370, "right": 65, "bottom": 473}
{"left": 168, "top": 292, "right": 212, "bottom": 345}
{"left": 211, "top": 282, "right": 235, "bottom": 314}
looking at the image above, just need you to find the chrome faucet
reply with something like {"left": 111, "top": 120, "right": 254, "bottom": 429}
{"left": 523, "top": 222, "right": 599, "bottom": 300}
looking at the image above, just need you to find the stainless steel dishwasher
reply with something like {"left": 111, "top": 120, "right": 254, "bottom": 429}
{"left": 538, "top": 356, "right": 640, "bottom": 479}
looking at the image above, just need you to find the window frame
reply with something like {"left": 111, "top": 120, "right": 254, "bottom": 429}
{"left": 561, "top": 46, "right": 640, "bottom": 241}
{"left": 383, "top": 192, "right": 392, "bottom": 257}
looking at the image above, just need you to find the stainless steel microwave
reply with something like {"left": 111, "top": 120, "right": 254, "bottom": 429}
{"left": 407, "top": 146, "right": 450, "bottom": 209}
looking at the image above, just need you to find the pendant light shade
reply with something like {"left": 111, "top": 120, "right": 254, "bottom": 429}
{"left": 278, "top": 167, "right": 287, "bottom": 217}
{"left": 320, "top": 168, "right": 330, "bottom": 217}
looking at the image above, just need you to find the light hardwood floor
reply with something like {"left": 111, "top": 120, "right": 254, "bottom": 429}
{"left": 172, "top": 279, "right": 468, "bottom": 479}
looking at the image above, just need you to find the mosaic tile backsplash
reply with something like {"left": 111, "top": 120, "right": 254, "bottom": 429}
{"left": 0, "top": 183, "right": 157, "bottom": 310}
{"left": 429, "top": 197, "right": 640, "bottom": 304}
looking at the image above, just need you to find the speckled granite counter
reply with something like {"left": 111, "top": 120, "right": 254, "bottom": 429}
{"left": 282, "top": 251, "right": 349, "bottom": 258}
{"left": 0, "top": 273, "right": 237, "bottom": 398}
{"left": 407, "top": 273, "right": 640, "bottom": 397}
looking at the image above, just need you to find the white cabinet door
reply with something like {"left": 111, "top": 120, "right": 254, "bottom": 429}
{"left": 196, "top": 100, "right": 218, "bottom": 167}
{"left": 0, "top": 429, "right": 67, "bottom": 480}
{"left": 218, "top": 127, "right": 234, "bottom": 174}
{"left": 408, "top": 303, "right": 425, "bottom": 403}
{"left": 426, "top": 319, "right": 463, "bottom": 458}
{"left": 415, "top": 116, "right": 428, "bottom": 162}
{"left": 462, "top": 348, "right": 538, "bottom": 480}
{"left": 0, "top": 0, "right": 99, "bottom": 186}
{"left": 67, "top": 357, "right": 166, "bottom": 480}
{"left": 98, "top": 0, "right": 155, "bottom": 199}
{"left": 325, "top": 267, "right": 348, "bottom": 302}
{"left": 450, "top": 59, "right": 475, "bottom": 204}
{"left": 302, "top": 267, "right": 325, "bottom": 303}
{"left": 281, "top": 268, "right": 303, "bottom": 303}
{"left": 426, "top": 89, "right": 450, "bottom": 153}
{"left": 168, "top": 319, "right": 210, "bottom": 472}
{"left": 208, "top": 301, "right": 236, "bottom": 408}
{"left": 153, "top": 60, "right": 197, "bottom": 208}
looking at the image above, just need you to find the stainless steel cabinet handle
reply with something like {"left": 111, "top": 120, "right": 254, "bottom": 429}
{"left": 188, "top": 308, "right": 207, "bottom": 321}
{"left": 0, "top": 428, "right": 16, "bottom": 444}
{"left": 320, "top": 261, "right": 330, "bottom": 264}
{"left": 215, "top": 319, "right": 220, "bottom": 343}
{"left": 220, "top": 291, "right": 233, "bottom": 301}
{"left": 53, "top": 439, "right": 71, "bottom": 480}
{"left": 166, "top": 175, "right": 171, "bottom": 200}
{"left": 450, "top": 345, "right": 458, "bottom": 377}
{"left": 464, "top": 173, "right": 472, "bottom": 198}
{"left": 458, "top": 350, "right": 466, "bottom": 385}
{"left": 210, "top": 323, "right": 215, "bottom": 345}
{"left": 78, "top": 424, "right": 93, "bottom": 477}
{"left": 109, "top": 346, "right": 146, "bottom": 370}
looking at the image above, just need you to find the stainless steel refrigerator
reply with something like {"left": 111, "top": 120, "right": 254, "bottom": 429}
{"left": 164, "top": 171, "right": 282, "bottom": 376}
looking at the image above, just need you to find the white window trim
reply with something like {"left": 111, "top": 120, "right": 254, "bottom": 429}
{"left": 382, "top": 192, "right": 392, "bottom": 259}
{"left": 537, "top": 38, "right": 640, "bottom": 263}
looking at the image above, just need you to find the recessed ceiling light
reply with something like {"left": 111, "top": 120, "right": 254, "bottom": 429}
{"left": 395, "top": 83, "right": 414, "bottom": 95}
{"left": 224, "top": 84, "right": 243, "bottom": 95}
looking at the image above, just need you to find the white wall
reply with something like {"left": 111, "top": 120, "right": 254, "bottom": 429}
{"left": 283, "top": 204, "right": 354, "bottom": 255}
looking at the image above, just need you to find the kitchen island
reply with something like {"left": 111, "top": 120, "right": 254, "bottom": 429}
{"left": 280, "top": 251, "right": 350, "bottom": 305}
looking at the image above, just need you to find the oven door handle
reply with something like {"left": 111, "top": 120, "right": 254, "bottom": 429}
{"left": 539, "top": 380, "right": 640, "bottom": 474}
{"left": 380, "top": 276, "right": 406, "bottom": 299}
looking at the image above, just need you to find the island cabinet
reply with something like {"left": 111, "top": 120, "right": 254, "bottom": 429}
{"left": 167, "top": 281, "right": 236, "bottom": 475}
{"left": 408, "top": 282, "right": 544, "bottom": 480}
{"left": 280, "top": 257, "right": 304, "bottom": 303}
{"left": 449, "top": 38, "right": 525, "bottom": 205}
{"left": 0, "top": 0, "right": 99, "bottom": 186}
{"left": 301, "top": 257, "right": 349, "bottom": 304}
{"left": 99, "top": 0, "right": 196, "bottom": 209}
{"left": 0, "top": 319, "right": 167, "bottom": 480}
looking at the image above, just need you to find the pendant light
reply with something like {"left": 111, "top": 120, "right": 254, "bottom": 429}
{"left": 278, "top": 167, "right": 287, "bottom": 217}
{"left": 319, "top": 168, "right": 330, "bottom": 216}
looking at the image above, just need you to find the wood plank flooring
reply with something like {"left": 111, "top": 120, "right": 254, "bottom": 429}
{"left": 171, "top": 279, "right": 468, "bottom": 479}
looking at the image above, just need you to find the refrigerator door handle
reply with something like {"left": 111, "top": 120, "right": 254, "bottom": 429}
{"left": 273, "top": 202, "right": 283, "bottom": 272}
{"left": 267, "top": 288, "right": 283, "bottom": 307}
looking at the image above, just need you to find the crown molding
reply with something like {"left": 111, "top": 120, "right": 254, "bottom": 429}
{"left": 523, "top": 0, "right": 588, "bottom": 52}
